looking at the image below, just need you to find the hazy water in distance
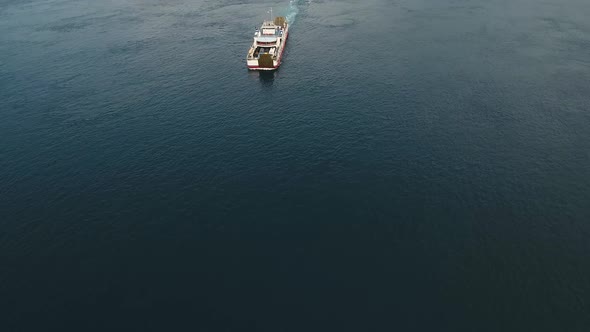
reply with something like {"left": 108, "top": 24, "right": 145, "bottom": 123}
{"left": 1, "top": 0, "right": 590, "bottom": 330}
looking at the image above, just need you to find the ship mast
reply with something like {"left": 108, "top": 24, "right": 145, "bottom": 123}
{"left": 269, "top": 7, "right": 273, "bottom": 22}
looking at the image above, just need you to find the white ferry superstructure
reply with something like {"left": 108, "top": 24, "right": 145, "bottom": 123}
{"left": 246, "top": 14, "right": 289, "bottom": 71}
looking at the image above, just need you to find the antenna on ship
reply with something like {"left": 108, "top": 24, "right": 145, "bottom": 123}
{"left": 268, "top": 7, "right": 273, "bottom": 22}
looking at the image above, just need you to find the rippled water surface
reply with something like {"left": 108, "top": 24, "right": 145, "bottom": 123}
{"left": 1, "top": 0, "right": 590, "bottom": 330}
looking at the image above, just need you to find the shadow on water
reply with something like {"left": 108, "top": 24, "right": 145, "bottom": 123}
{"left": 247, "top": 70, "right": 278, "bottom": 87}
{"left": 258, "top": 71, "right": 276, "bottom": 86}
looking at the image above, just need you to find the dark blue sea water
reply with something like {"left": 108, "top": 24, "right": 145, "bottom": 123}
{"left": 1, "top": 0, "right": 590, "bottom": 330}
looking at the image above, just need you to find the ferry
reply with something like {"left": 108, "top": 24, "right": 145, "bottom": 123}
{"left": 246, "top": 10, "right": 289, "bottom": 71}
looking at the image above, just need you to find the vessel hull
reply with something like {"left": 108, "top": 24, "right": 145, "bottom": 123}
{"left": 246, "top": 23, "right": 289, "bottom": 71}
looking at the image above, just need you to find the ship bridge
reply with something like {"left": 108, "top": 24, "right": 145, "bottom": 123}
{"left": 257, "top": 35, "right": 278, "bottom": 45}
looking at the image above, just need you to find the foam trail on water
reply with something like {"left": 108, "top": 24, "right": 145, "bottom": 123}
{"left": 285, "top": 0, "right": 301, "bottom": 25}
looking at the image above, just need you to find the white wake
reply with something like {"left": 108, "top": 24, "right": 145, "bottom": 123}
{"left": 285, "top": 0, "right": 302, "bottom": 25}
